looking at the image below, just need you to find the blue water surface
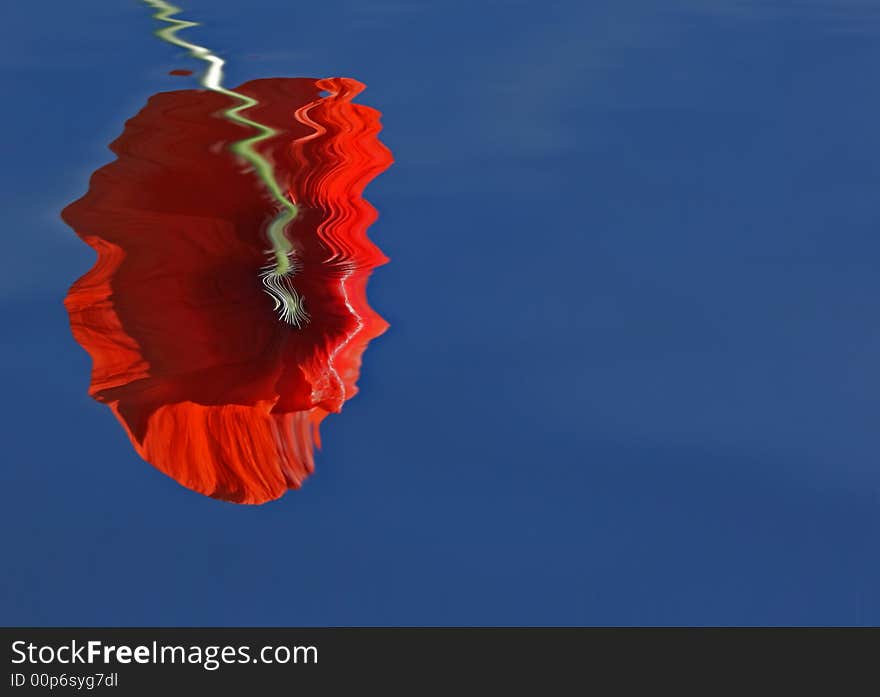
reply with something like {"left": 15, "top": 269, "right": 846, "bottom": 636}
{"left": 2, "top": 0, "right": 880, "bottom": 625}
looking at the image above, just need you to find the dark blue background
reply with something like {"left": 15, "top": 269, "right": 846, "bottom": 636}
{"left": 2, "top": 0, "right": 879, "bottom": 625}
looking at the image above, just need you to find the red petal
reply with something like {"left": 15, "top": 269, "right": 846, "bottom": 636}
{"left": 63, "top": 78, "right": 392, "bottom": 503}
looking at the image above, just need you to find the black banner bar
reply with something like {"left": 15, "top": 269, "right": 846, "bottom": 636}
{"left": 2, "top": 628, "right": 876, "bottom": 694}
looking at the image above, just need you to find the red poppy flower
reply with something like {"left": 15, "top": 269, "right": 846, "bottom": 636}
{"left": 62, "top": 77, "right": 392, "bottom": 504}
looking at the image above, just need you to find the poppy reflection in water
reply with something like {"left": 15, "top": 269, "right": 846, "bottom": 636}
{"left": 62, "top": 76, "right": 393, "bottom": 504}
